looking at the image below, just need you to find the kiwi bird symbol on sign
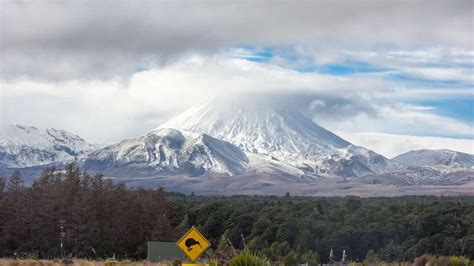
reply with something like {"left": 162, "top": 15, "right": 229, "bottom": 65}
{"left": 176, "top": 226, "right": 211, "bottom": 261}
{"left": 185, "top": 238, "right": 202, "bottom": 251}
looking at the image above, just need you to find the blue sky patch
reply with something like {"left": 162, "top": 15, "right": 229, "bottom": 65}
{"left": 317, "top": 62, "right": 389, "bottom": 75}
{"left": 413, "top": 98, "right": 474, "bottom": 124}
{"left": 387, "top": 73, "right": 472, "bottom": 87}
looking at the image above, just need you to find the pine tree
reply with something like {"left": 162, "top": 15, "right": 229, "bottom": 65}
{"left": 217, "top": 230, "right": 235, "bottom": 259}
{"left": 8, "top": 170, "right": 24, "bottom": 194}
{"left": 177, "top": 214, "right": 190, "bottom": 236}
{"left": 0, "top": 176, "right": 5, "bottom": 194}
{"left": 151, "top": 214, "right": 174, "bottom": 242}
{"left": 3, "top": 170, "right": 27, "bottom": 255}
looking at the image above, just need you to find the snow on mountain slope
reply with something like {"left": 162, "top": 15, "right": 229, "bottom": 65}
{"left": 354, "top": 149, "right": 474, "bottom": 186}
{"left": 356, "top": 166, "right": 474, "bottom": 186}
{"left": 392, "top": 149, "right": 474, "bottom": 168}
{"left": 158, "top": 97, "right": 398, "bottom": 178}
{"left": 83, "top": 128, "right": 249, "bottom": 177}
{"left": 0, "top": 125, "right": 95, "bottom": 168}
{"left": 159, "top": 98, "right": 349, "bottom": 158}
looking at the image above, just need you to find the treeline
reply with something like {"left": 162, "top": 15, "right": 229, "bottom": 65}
{"left": 1, "top": 164, "right": 474, "bottom": 264}
{"left": 170, "top": 193, "right": 474, "bottom": 264}
{"left": 0, "top": 164, "right": 174, "bottom": 259}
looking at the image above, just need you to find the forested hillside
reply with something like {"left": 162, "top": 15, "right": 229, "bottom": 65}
{"left": 0, "top": 164, "right": 473, "bottom": 264}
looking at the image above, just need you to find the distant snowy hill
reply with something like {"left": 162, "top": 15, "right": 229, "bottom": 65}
{"left": 83, "top": 128, "right": 249, "bottom": 177}
{"left": 354, "top": 149, "right": 474, "bottom": 186}
{"left": 392, "top": 149, "right": 474, "bottom": 167}
{"left": 0, "top": 125, "right": 95, "bottom": 169}
{"left": 355, "top": 166, "right": 474, "bottom": 186}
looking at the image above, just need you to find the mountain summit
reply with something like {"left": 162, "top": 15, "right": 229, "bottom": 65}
{"left": 156, "top": 97, "right": 397, "bottom": 178}
{"left": 158, "top": 97, "right": 350, "bottom": 160}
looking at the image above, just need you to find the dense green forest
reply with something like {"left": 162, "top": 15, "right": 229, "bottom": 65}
{"left": 170, "top": 194, "right": 474, "bottom": 264}
{"left": 1, "top": 164, "right": 473, "bottom": 264}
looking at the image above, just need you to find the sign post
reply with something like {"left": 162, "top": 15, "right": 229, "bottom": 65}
{"left": 176, "top": 226, "right": 211, "bottom": 265}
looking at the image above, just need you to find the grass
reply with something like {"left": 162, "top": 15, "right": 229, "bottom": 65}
{"left": 0, "top": 259, "right": 169, "bottom": 266}
{"left": 229, "top": 249, "right": 270, "bottom": 266}
{"left": 1, "top": 256, "right": 472, "bottom": 266}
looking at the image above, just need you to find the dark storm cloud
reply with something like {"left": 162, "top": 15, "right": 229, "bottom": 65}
{"left": 1, "top": 0, "right": 472, "bottom": 80}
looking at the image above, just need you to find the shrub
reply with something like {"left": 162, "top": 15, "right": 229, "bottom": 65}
{"left": 282, "top": 251, "right": 297, "bottom": 265}
{"left": 437, "top": 256, "right": 450, "bottom": 266}
{"left": 450, "top": 256, "right": 470, "bottom": 266}
{"left": 413, "top": 254, "right": 470, "bottom": 266}
{"left": 64, "top": 259, "right": 75, "bottom": 265}
{"left": 119, "top": 259, "right": 133, "bottom": 265}
{"left": 364, "top": 249, "right": 379, "bottom": 265}
{"left": 76, "top": 259, "right": 94, "bottom": 266}
{"left": 300, "top": 250, "right": 319, "bottom": 266}
{"left": 104, "top": 258, "right": 119, "bottom": 265}
{"left": 414, "top": 254, "right": 433, "bottom": 266}
{"left": 230, "top": 249, "right": 270, "bottom": 266}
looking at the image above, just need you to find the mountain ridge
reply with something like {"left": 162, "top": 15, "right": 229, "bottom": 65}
{"left": 1, "top": 99, "right": 473, "bottom": 194}
{"left": 0, "top": 124, "right": 95, "bottom": 169}
{"left": 392, "top": 149, "right": 474, "bottom": 167}
{"left": 83, "top": 128, "right": 249, "bottom": 177}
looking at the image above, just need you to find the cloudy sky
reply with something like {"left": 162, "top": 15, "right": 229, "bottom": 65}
{"left": 1, "top": 0, "right": 473, "bottom": 157}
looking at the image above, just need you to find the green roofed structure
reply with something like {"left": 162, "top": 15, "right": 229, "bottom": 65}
{"left": 147, "top": 241, "right": 185, "bottom": 262}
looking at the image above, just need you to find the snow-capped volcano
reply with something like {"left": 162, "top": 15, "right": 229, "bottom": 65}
{"left": 158, "top": 97, "right": 398, "bottom": 177}
{"left": 159, "top": 97, "right": 349, "bottom": 159}
{"left": 0, "top": 125, "right": 95, "bottom": 168}
{"left": 79, "top": 97, "right": 396, "bottom": 179}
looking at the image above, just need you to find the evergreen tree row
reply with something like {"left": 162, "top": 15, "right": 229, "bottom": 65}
{"left": 0, "top": 164, "right": 173, "bottom": 259}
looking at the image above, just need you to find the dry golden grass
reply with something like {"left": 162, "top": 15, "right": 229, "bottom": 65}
{"left": 0, "top": 259, "right": 171, "bottom": 266}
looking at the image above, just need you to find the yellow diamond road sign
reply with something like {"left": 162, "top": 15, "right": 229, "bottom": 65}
{"left": 176, "top": 226, "right": 211, "bottom": 261}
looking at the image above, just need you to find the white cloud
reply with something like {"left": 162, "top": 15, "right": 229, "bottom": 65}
{"left": 314, "top": 103, "right": 474, "bottom": 139}
{"left": 284, "top": 46, "right": 474, "bottom": 85}
{"left": 3, "top": 55, "right": 345, "bottom": 143}
{"left": 2, "top": 54, "right": 473, "bottom": 146}
{"left": 362, "top": 48, "right": 474, "bottom": 82}
{"left": 309, "top": 100, "right": 326, "bottom": 110}
{"left": 338, "top": 132, "right": 474, "bottom": 158}
{"left": 403, "top": 67, "right": 473, "bottom": 82}
{"left": 1, "top": 0, "right": 472, "bottom": 80}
